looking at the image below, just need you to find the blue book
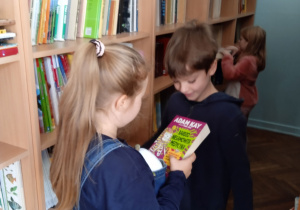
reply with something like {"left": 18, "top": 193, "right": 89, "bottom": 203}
{"left": 57, "top": 55, "right": 68, "bottom": 85}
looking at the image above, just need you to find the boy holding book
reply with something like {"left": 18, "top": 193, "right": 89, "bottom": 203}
{"left": 144, "top": 20, "right": 253, "bottom": 209}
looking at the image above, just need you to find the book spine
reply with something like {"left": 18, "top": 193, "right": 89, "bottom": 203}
{"left": 83, "top": 0, "right": 103, "bottom": 38}
{"left": 33, "top": 59, "right": 45, "bottom": 133}
{"left": 37, "top": 58, "right": 51, "bottom": 132}
{"left": 50, "top": 55, "right": 63, "bottom": 99}
{"left": 0, "top": 47, "right": 18, "bottom": 58}
{"left": 37, "top": 0, "right": 47, "bottom": 44}
{"left": 105, "top": 0, "right": 112, "bottom": 35}
{"left": 57, "top": 55, "right": 68, "bottom": 85}
{"left": 42, "top": 0, "right": 51, "bottom": 43}
{"left": 54, "top": 0, "right": 68, "bottom": 41}
{"left": 44, "top": 57, "right": 60, "bottom": 125}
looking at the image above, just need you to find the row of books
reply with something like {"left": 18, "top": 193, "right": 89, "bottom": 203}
{"left": 33, "top": 54, "right": 71, "bottom": 133}
{"left": 0, "top": 26, "right": 18, "bottom": 58}
{"left": 0, "top": 161, "right": 26, "bottom": 210}
{"left": 29, "top": 0, "right": 138, "bottom": 45}
{"left": 155, "top": 0, "right": 186, "bottom": 26}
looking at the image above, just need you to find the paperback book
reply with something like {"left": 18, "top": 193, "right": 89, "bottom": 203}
{"left": 149, "top": 115, "right": 210, "bottom": 167}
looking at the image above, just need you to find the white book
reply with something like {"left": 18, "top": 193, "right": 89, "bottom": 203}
{"left": 0, "top": 33, "right": 16, "bottom": 40}
{"left": 102, "top": 0, "right": 111, "bottom": 36}
{"left": 44, "top": 57, "right": 60, "bottom": 125}
{"left": 54, "top": 0, "right": 68, "bottom": 41}
{"left": 133, "top": 0, "right": 138, "bottom": 32}
{"left": 42, "top": 150, "right": 58, "bottom": 210}
{"left": 0, "top": 161, "right": 26, "bottom": 210}
{"left": 156, "top": 0, "right": 161, "bottom": 26}
{"left": 30, "top": 0, "right": 41, "bottom": 45}
{"left": 76, "top": 0, "right": 87, "bottom": 37}
{"left": 65, "top": 0, "right": 80, "bottom": 40}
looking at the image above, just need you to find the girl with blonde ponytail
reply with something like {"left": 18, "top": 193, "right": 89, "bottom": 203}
{"left": 50, "top": 40, "right": 195, "bottom": 210}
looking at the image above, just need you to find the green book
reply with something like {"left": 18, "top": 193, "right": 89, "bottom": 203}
{"left": 37, "top": 58, "right": 53, "bottom": 132}
{"left": 83, "top": 0, "right": 103, "bottom": 38}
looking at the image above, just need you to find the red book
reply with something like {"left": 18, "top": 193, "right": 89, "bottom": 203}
{"left": 0, "top": 44, "right": 18, "bottom": 57}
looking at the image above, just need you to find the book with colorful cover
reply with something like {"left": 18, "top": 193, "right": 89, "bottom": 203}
{"left": 57, "top": 55, "right": 68, "bottom": 85}
{"left": 0, "top": 161, "right": 26, "bottom": 210}
{"left": 149, "top": 115, "right": 210, "bottom": 168}
{"left": 44, "top": 57, "right": 60, "bottom": 125}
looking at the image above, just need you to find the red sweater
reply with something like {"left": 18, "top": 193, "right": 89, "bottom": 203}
{"left": 221, "top": 54, "right": 259, "bottom": 111}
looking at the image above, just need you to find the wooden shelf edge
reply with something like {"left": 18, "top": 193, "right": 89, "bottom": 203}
{"left": 237, "top": 12, "right": 255, "bottom": 19}
{"left": 40, "top": 129, "right": 57, "bottom": 151}
{"left": 0, "top": 19, "right": 16, "bottom": 26}
{"left": 33, "top": 32, "right": 150, "bottom": 58}
{"left": 155, "top": 23, "right": 185, "bottom": 36}
{"left": 154, "top": 76, "right": 173, "bottom": 94}
{"left": 0, "top": 142, "right": 28, "bottom": 169}
{"left": 0, "top": 54, "right": 20, "bottom": 65}
{"left": 208, "top": 16, "right": 236, "bottom": 25}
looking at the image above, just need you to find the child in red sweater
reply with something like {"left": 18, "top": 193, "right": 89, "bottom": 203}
{"left": 220, "top": 26, "right": 266, "bottom": 119}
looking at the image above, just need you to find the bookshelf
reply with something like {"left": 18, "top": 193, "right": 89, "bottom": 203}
{"left": 0, "top": 0, "right": 256, "bottom": 209}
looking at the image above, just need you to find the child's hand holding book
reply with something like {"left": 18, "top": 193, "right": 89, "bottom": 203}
{"left": 170, "top": 153, "right": 196, "bottom": 178}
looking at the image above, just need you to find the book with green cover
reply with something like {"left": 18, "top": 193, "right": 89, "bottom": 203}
{"left": 37, "top": 58, "right": 52, "bottom": 132}
{"left": 83, "top": 0, "right": 103, "bottom": 38}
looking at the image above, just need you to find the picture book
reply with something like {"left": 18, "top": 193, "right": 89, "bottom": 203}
{"left": 0, "top": 161, "right": 26, "bottom": 210}
{"left": 149, "top": 115, "right": 210, "bottom": 167}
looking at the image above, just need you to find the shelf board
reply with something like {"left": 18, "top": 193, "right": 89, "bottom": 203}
{"left": 33, "top": 32, "right": 150, "bottom": 58}
{"left": 0, "top": 54, "right": 20, "bottom": 65}
{"left": 0, "top": 142, "right": 28, "bottom": 169}
{"left": 237, "top": 12, "right": 255, "bottom": 19}
{"left": 40, "top": 129, "right": 57, "bottom": 151}
{"left": 207, "top": 16, "right": 236, "bottom": 25}
{"left": 154, "top": 75, "right": 173, "bottom": 94}
{"left": 0, "top": 19, "right": 16, "bottom": 26}
{"left": 155, "top": 23, "right": 185, "bottom": 36}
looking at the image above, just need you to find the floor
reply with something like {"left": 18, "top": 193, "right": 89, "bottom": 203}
{"left": 226, "top": 127, "right": 300, "bottom": 210}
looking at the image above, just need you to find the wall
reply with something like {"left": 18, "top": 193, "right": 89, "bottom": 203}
{"left": 248, "top": 0, "right": 300, "bottom": 137}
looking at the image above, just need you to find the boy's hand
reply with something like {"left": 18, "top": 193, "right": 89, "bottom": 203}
{"left": 169, "top": 153, "right": 196, "bottom": 178}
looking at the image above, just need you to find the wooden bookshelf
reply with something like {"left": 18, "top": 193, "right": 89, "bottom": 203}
{"left": 0, "top": 19, "right": 15, "bottom": 26}
{"left": 0, "top": 142, "right": 28, "bottom": 169}
{"left": 0, "top": 0, "right": 257, "bottom": 209}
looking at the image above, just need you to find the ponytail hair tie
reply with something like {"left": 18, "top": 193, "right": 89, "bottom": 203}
{"left": 90, "top": 39, "right": 105, "bottom": 57}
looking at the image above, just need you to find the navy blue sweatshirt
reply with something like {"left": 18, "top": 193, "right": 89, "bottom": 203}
{"left": 79, "top": 135, "right": 187, "bottom": 210}
{"left": 144, "top": 92, "right": 253, "bottom": 210}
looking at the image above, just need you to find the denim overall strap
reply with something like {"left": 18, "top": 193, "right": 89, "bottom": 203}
{"left": 74, "top": 138, "right": 126, "bottom": 210}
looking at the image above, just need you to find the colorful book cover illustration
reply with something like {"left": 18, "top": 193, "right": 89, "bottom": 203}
{"left": 0, "top": 161, "right": 26, "bottom": 210}
{"left": 149, "top": 115, "right": 210, "bottom": 167}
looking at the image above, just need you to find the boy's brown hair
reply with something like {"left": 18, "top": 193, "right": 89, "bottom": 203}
{"left": 164, "top": 20, "right": 218, "bottom": 78}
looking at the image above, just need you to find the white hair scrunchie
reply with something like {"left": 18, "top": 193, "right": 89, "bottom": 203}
{"left": 90, "top": 39, "right": 105, "bottom": 57}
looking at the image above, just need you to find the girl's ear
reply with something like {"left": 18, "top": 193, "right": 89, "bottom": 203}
{"left": 208, "top": 59, "right": 217, "bottom": 76}
{"left": 114, "top": 94, "right": 130, "bottom": 112}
